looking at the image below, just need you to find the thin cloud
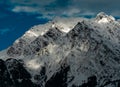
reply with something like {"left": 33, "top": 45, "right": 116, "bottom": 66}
{"left": 62, "top": 8, "right": 81, "bottom": 17}
{"left": 12, "top": 6, "right": 40, "bottom": 13}
{"left": 0, "top": 28, "right": 10, "bottom": 35}
{"left": 1, "top": 0, "right": 120, "bottom": 18}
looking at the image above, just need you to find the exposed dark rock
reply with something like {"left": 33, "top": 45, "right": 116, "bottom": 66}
{"left": 45, "top": 66, "right": 70, "bottom": 87}
{"left": 5, "top": 58, "right": 31, "bottom": 79}
{"left": 80, "top": 76, "right": 97, "bottom": 87}
{"left": 0, "top": 59, "right": 13, "bottom": 87}
{"left": 43, "top": 28, "right": 62, "bottom": 41}
{"left": 34, "top": 66, "right": 47, "bottom": 86}
{"left": 0, "top": 58, "right": 38, "bottom": 87}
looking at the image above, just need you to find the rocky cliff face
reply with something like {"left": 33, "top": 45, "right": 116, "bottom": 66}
{"left": 0, "top": 12, "right": 120, "bottom": 87}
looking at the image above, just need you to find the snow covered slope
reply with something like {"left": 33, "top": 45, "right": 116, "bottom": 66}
{"left": 0, "top": 12, "right": 120, "bottom": 87}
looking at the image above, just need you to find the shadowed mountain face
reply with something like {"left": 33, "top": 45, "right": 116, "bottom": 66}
{"left": 0, "top": 59, "right": 38, "bottom": 87}
{"left": 0, "top": 12, "right": 120, "bottom": 87}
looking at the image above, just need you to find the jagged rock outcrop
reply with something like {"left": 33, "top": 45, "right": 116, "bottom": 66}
{"left": 0, "top": 12, "right": 120, "bottom": 87}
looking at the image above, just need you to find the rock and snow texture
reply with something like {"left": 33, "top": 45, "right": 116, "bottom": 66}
{"left": 0, "top": 12, "right": 120, "bottom": 87}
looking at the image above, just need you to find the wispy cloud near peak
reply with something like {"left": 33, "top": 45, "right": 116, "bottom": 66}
{"left": 1, "top": 0, "right": 120, "bottom": 19}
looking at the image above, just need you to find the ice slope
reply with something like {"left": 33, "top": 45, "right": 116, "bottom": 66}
{"left": 0, "top": 12, "right": 120, "bottom": 87}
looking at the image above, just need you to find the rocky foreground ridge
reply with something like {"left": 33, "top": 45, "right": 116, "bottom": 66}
{"left": 0, "top": 12, "right": 120, "bottom": 87}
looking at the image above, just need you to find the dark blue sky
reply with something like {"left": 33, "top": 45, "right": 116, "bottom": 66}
{"left": 0, "top": 0, "right": 120, "bottom": 51}
{"left": 0, "top": 7, "right": 49, "bottom": 51}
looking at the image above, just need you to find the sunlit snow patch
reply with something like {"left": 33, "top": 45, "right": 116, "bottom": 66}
{"left": 55, "top": 23, "right": 71, "bottom": 33}
{"left": 98, "top": 18, "right": 109, "bottom": 23}
{"left": 27, "top": 30, "right": 39, "bottom": 37}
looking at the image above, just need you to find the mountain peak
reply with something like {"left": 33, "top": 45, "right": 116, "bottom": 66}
{"left": 95, "top": 12, "right": 115, "bottom": 23}
{"left": 96, "top": 12, "right": 107, "bottom": 18}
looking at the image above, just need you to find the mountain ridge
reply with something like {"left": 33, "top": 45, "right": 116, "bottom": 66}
{"left": 0, "top": 12, "right": 120, "bottom": 87}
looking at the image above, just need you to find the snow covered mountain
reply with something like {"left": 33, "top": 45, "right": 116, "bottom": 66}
{"left": 0, "top": 12, "right": 120, "bottom": 87}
